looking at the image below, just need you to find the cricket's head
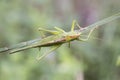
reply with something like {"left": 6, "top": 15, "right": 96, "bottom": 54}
{"left": 63, "top": 27, "right": 89, "bottom": 41}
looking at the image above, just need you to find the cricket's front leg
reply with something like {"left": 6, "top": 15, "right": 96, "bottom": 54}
{"left": 36, "top": 45, "right": 61, "bottom": 61}
{"left": 78, "top": 26, "right": 97, "bottom": 41}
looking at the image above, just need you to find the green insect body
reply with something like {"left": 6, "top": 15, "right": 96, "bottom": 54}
{"left": 35, "top": 20, "right": 94, "bottom": 60}
{"left": 39, "top": 32, "right": 80, "bottom": 47}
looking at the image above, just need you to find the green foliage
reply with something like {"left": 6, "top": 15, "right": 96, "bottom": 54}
{"left": 0, "top": 0, "right": 120, "bottom": 80}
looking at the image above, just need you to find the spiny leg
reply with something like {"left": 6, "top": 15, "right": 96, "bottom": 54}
{"left": 36, "top": 45, "right": 61, "bottom": 61}
{"left": 80, "top": 35, "right": 102, "bottom": 41}
{"left": 71, "top": 20, "right": 76, "bottom": 32}
{"left": 71, "top": 20, "right": 82, "bottom": 32}
{"left": 78, "top": 26, "right": 97, "bottom": 41}
{"left": 38, "top": 27, "right": 60, "bottom": 35}
{"left": 74, "top": 20, "right": 82, "bottom": 29}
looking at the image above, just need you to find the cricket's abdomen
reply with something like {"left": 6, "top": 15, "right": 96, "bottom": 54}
{"left": 38, "top": 37, "right": 66, "bottom": 47}
{"left": 39, "top": 34, "right": 80, "bottom": 47}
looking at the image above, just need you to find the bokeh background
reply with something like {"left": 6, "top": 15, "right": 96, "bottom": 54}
{"left": 0, "top": 0, "right": 120, "bottom": 80}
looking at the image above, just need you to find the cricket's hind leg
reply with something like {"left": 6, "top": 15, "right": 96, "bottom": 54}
{"left": 36, "top": 45, "right": 61, "bottom": 61}
{"left": 38, "top": 27, "right": 60, "bottom": 35}
{"left": 54, "top": 27, "right": 66, "bottom": 33}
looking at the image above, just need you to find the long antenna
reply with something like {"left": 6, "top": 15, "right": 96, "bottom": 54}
{"left": 80, "top": 12, "right": 120, "bottom": 32}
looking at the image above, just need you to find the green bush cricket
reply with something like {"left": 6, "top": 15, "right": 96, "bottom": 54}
{"left": 0, "top": 12, "right": 120, "bottom": 60}
{"left": 0, "top": 20, "right": 96, "bottom": 60}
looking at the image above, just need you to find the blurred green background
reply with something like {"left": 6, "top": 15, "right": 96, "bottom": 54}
{"left": 0, "top": 0, "right": 120, "bottom": 80}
